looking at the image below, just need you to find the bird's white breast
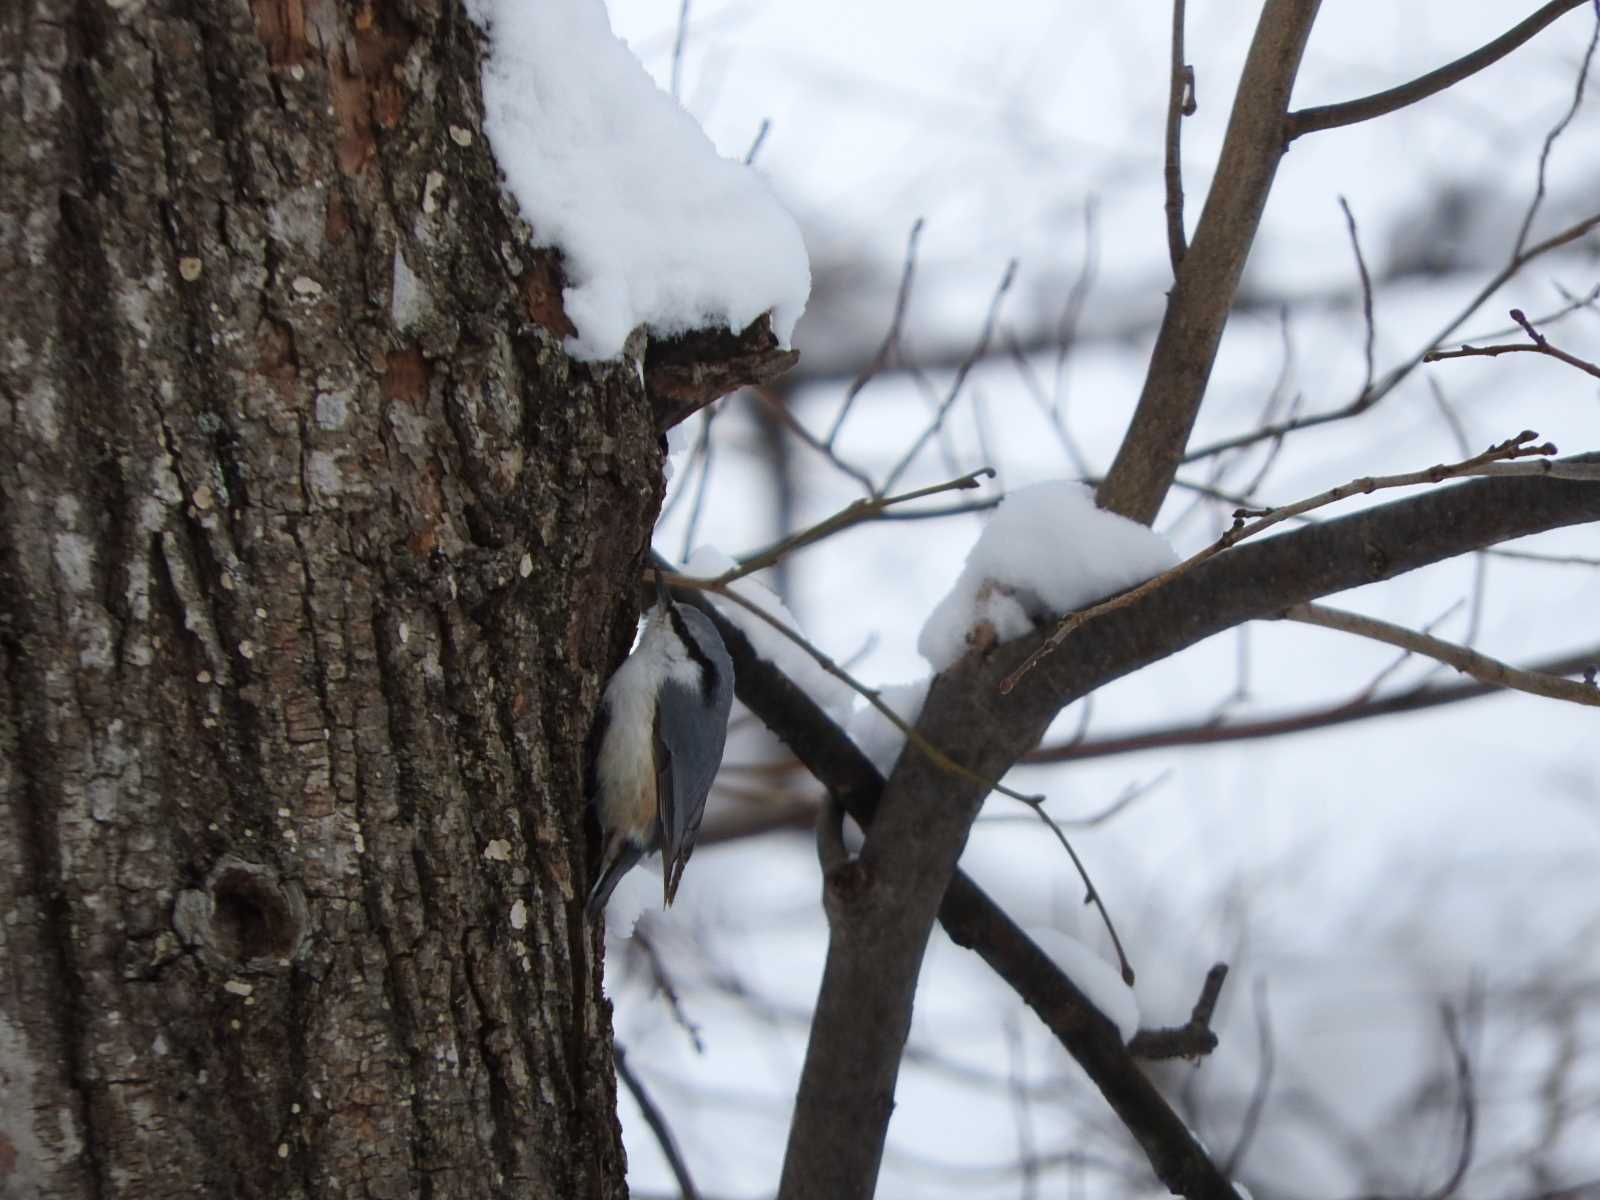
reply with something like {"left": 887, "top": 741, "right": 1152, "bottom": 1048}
{"left": 593, "top": 613, "right": 702, "bottom": 840}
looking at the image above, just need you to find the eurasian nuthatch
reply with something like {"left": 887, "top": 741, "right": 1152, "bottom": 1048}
{"left": 586, "top": 575, "right": 734, "bottom": 919}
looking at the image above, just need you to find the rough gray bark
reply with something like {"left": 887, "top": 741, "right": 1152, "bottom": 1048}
{"left": 0, "top": 0, "right": 740, "bottom": 1195}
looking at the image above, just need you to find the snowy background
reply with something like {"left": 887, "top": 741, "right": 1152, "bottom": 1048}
{"left": 512, "top": 2, "right": 1600, "bottom": 1196}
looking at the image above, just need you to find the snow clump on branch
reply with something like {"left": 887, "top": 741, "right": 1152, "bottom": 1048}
{"left": 918, "top": 481, "right": 1178, "bottom": 671}
{"left": 469, "top": 0, "right": 811, "bottom": 361}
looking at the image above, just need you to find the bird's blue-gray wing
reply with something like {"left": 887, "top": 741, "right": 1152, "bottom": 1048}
{"left": 655, "top": 676, "right": 730, "bottom": 894}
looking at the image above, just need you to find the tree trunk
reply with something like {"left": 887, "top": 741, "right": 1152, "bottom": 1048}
{"left": 1, "top": 0, "right": 663, "bottom": 1195}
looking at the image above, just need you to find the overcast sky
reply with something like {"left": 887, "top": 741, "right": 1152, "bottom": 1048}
{"left": 585, "top": 3, "right": 1600, "bottom": 1196}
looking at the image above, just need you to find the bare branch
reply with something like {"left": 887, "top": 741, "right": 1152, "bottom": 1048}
{"left": 743, "top": 118, "right": 771, "bottom": 165}
{"left": 874, "top": 496, "right": 1003, "bottom": 522}
{"left": 1017, "top": 800, "right": 1137, "bottom": 985}
{"left": 1048, "top": 199, "right": 1102, "bottom": 462}
{"left": 752, "top": 386, "right": 877, "bottom": 494}
{"left": 1005, "top": 1017, "right": 1040, "bottom": 1200}
{"left": 881, "top": 259, "right": 1017, "bottom": 494}
{"left": 1285, "top": 602, "right": 1600, "bottom": 706}
{"left": 1339, "top": 196, "right": 1376, "bottom": 399}
{"left": 826, "top": 218, "right": 924, "bottom": 448}
{"left": 628, "top": 925, "right": 705, "bottom": 1053}
{"left": 1223, "top": 979, "right": 1274, "bottom": 1176}
{"left": 1097, "top": 0, "right": 1322, "bottom": 524}
{"left": 1285, "top": 0, "right": 1591, "bottom": 139}
{"left": 724, "top": 468, "right": 996, "bottom": 583}
{"left": 976, "top": 771, "right": 1173, "bottom": 831}
{"left": 615, "top": 1046, "right": 702, "bottom": 1200}
{"left": 1025, "top": 641, "right": 1600, "bottom": 764}
{"left": 1425, "top": 307, "right": 1600, "bottom": 380}
{"left": 1182, "top": 210, "right": 1600, "bottom": 465}
{"left": 1487, "top": 545, "right": 1600, "bottom": 566}
{"left": 1127, "top": 963, "right": 1229, "bottom": 1061}
{"left": 1419, "top": 1006, "right": 1477, "bottom": 1200}
{"left": 1456, "top": 282, "right": 1600, "bottom": 344}
{"left": 1513, "top": 17, "right": 1600, "bottom": 257}
{"left": 686, "top": 454, "right": 1600, "bottom": 1200}
{"left": 678, "top": 405, "right": 720, "bottom": 562}
{"left": 1164, "top": 0, "right": 1194, "bottom": 273}
{"left": 1007, "top": 432, "right": 1564, "bottom": 692}
{"left": 668, "top": 0, "right": 691, "bottom": 99}
{"left": 1009, "top": 332, "right": 1092, "bottom": 477}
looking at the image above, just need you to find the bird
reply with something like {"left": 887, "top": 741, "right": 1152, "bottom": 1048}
{"left": 586, "top": 574, "right": 734, "bottom": 920}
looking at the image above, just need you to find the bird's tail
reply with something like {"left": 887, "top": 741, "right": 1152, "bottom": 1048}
{"left": 586, "top": 834, "right": 645, "bottom": 921}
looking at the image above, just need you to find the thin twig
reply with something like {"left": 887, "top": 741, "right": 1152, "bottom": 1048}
{"left": 1428, "top": 378, "right": 1472, "bottom": 458}
{"left": 875, "top": 496, "right": 1003, "bottom": 522}
{"left": 1025, "top": 642, "right": 1600, "bottom": 764}
{"left": 1223, "top": 979, "right": 1274, "bottom": 1176}
{"left": 659, "top": 415, "right": 713, "bottom": 529}
{"left": 726, "top": 468, "right": 995, "bottom": 583}
{"left": 1017, "top": 803, "right": 1136, "bottom": 984}
{"left": 1430, "top": 381, "right": 1489, "bottom": 656}
{"left": 1165, "top": 471, "right": 1316, "bottom": 517}
{"left": 1456, "top": 282, "right": 1600, "bottom": 344}
{"left": 678, "top": 405, "right": 719, "bottom": 562}
{"left": 752, "top": 386, "right": 877, "bottom": 494}
{"left": 703, "top": 627, "right": 1600, "bottom": 845}
{"left": 1182, "top": 210, "right": 1600, "bottom": 464}
{"left": 1163, "top": 0, "right": 1193, "bottom": 273}
{"left": 1167, "top": 308, "right": 1298, "bottom": 539}
{"left": 1009, "top": 333, "right": 1092, "bottom": 477}
{"left": 668, "top": 0, "right": 691, "bottom": 100}
{"left": 1486, "top": 546, "right": 1600, "bottom": 567}
{"left": 1005, "top": 1017, "right": 1039, "bottom": 1200}
{"left": 1424, "top": 307, "right": 1600, "bottom": 380}
{"left": 973, "top": 771, "right": 1171, "bottom": 831}
{"left": 826, "top": 218, "right": 924, "bottom": 448}
{"left": 1004, "top": 432, "right": 1567, "bottom": 692}
{"left": 630, "top": 925, "right": 705, "bottom": 1053}
{"left": 882, "top": 260, "right": 1017, "bottom": 494}
{"left": 1343, "top": 596, "right": 1465, "bottom": 705}
{"left": 1513, "top": 17, "right": 1599, "bottom": 257}
{"left": 1047, "top": 199, "right": 1100, "bottom": 471}
{"left": 1235, "top": 314, "right": 1300, "bottom": 504}
{"left": 1419, "top": 1005, "right": 1476, "bottom": 1200}
{"left": 1063, "top": 694, "right": 1094, "bottom": 748}
{"left": 1286, "top": 602, "right": 1600, "bottom": 707}
{"left": 1339, "top": 196, "right": 1376, "bottom": 400}
{"left": 615, "top": 1045, "right": 702, "bottom": 1200}
{"left": 971, "top": 387, "right": 998, "bottom": 491}
{"left": 743, "top": 118, "right": 771, "bottom": 165}
{"left": 1284, "top": 0, "right": 1590, "bottom": 139}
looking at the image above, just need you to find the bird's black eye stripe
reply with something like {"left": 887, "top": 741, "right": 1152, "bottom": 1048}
{"left": 664, "top": 601, "right": 720, "bottom": 703}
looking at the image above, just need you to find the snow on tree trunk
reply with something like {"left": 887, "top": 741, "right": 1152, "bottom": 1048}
{"left": 0, "top": 1, "right": 678, "bottom": 1195}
